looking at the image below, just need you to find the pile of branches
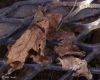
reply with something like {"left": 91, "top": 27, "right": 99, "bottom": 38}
{"left": 0, "top": 0, "right": 99, "bottom": 80}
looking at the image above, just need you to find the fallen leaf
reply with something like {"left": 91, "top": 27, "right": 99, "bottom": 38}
{"left": 7, "top": 10, "right": 49, "bottom": 69}
{"left": 30, "top": 54, "right": 52, "bottom": 64}
{"left": 59, "top": 56, "right": 92, "bottom": 80}
{"left": 47, "top": 30, "right": 85, "bottom": 57}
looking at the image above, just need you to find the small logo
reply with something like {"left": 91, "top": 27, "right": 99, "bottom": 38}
{"left": 2, "top": 75, "right": 16, "bottom": 80}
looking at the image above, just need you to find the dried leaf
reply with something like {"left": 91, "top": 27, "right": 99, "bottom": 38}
{"left": 6, "top": 10, "right": 62, "bottom": 69}
{"left": 7, "top": 10, "right": 49, "bottom": 69}
{"left": 30, "top": 54, "right": 52, "bottom": 64}
{"left": 47, "top": 30, "right": 85, "bottom": 57}
{"left": 59, "top": 56, "right": 92, "bottom": 80}
{"left": 47, "top": 13, "right": 62, "bottom": 29}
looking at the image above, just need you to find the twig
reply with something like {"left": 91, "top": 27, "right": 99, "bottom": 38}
{"left": 25, "top": 64, "right": 63, "bottom": 71}
{"left": 90, "top": 68, "right": 100, "bottom": 74}
{"left": 21, "top": 64, "right": 64, "bottom": 80}
{"left": 0, "top": 64, "right": 11, "bottom": 77}
{"left": 58, "top": 70, "right": 74, "bottom": 80}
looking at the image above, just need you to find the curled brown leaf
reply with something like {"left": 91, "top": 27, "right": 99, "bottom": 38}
{"left": 59, "top": 56, "right": 92, "bottom": 80}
